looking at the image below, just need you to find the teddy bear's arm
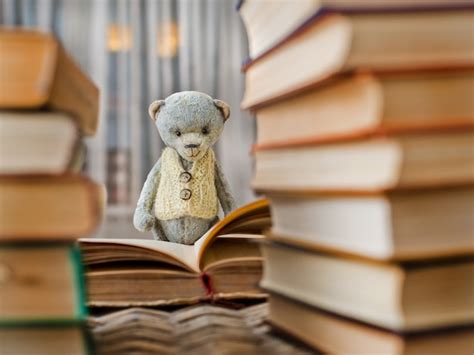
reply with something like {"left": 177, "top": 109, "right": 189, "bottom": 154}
{"left": 214, "top": 160, "right": 236, "bottom": 215}
{"left": 133, "top": 158, "right": 161, "bottom": 232}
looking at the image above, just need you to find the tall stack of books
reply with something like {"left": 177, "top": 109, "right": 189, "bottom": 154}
{"left": 0, "top": 29, "right": 102, "bottom": 354}
{"left": 239, "top": 1, "right": 474, "bottom": 353}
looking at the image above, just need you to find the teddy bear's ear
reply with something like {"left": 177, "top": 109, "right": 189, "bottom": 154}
{"left": 213, "top": 99, "right": 230, "bottom": 121}
{"left": 148, "top": 100, "right": 165, "bottom": 121}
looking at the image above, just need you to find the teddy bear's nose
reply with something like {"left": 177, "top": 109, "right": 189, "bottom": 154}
{"left": 185, "top": 144, "right": 200, "bottom": 149}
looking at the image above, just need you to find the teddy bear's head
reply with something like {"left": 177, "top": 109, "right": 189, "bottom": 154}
{"left": 148, "top": 91, "right": 230, "bottom": 162}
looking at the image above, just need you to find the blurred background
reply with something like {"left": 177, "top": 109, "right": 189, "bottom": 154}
{"left": 0, "top": 0, "right": 256, "bottom": 233}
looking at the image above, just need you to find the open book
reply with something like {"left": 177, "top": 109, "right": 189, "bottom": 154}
{"left": 80, "top": 199, "right": 270, "bottom": 306}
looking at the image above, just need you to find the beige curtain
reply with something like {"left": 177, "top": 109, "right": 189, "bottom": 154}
{"left": 0, "top": 0, "right": 256, "bottom": 217}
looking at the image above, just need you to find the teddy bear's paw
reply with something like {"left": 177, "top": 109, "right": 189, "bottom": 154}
{"left": 133, "top": 210, "right": 155, "bottom": 232}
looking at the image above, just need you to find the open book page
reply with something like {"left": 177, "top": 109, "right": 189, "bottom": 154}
{"left": 79, "top": 238, "right": 200, "bottom": 272}
{"left": 194, "top": 199, "right": 269, "bottom": 264}
{"left": 218, "top": 216, "right": 272, "bottom": 236}
{"left": 201, "top": 234, "right": 265, "bottom": 272}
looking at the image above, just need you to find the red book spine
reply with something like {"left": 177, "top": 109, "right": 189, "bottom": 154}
{"left": 200, "top": 272, "right": 215, "bottom": 297}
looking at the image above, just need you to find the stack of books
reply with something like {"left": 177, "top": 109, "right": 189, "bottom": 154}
{"left": 239, "top": 1, "right": 474, "bottom": 353}
{"left": 90, "top": 304, "right": 265, "bottom": 354}
{"left": 89, "top": 303, "right": 311, "bottom": 354}
{"left": 0, "top": 29, "right": 102, "bottom": 354}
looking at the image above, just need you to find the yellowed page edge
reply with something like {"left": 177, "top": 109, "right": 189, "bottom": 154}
{"left": 79, "top": 238, "right": 199, "bottom": 272}
{"left": 194, "top": 199, "right": 269, "bottom": 266}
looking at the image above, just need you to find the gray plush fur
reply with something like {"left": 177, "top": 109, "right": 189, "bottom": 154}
{"left": 133, "top": 91, "right": 236, "bottom": 245}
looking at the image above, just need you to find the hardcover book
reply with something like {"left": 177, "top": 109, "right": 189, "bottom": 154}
{"left": 254, "top": 70, "right": 474, "bottom": 149}
{"left": 268, "top": 293, "right": 474, "bottom": 355}
{"left": 253, "top": 130, "right": 474, "bottom": 192}
{"left": 239, "top": 0, "right": 474, "bottom": 60}
{"left": 241, "top": 9, "right": 474, "bottom": 109}
{"left": 0, "top": 29, "right": 99, "bottom": 135}
{"left": 261, "top": 242, "right": 474, "bottom": 332}
{"left": 0, "top": 325, "right": 90, "bottom": 355}
{"left": 267, "top": 186, "right": 474, "bottom": 261}
{"left": 0, "top": 175, "right": 103, "bottom": 240}
{"left": 0, "top": 111, "right": 83, "bottom": 175}
{"left": 0, "top": 244, "right": 87, "bottom": 322}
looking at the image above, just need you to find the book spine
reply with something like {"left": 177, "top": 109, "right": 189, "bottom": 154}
{"left": 70, "top": 243, "right": 88, "bottom": 320}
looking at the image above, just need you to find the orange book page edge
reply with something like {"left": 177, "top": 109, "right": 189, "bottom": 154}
{"left": 252, "top": 122, "right": 474, "bottom": 151}
{"left": 195, "top": 198, "right": 269, "bottom": 264}
{"left": 242, "top": 65, "right": 474, "bottom": 111}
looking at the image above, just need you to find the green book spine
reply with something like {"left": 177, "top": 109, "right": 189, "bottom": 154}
{"left": 71, "top": 242, "right": 88, "bottom": 321}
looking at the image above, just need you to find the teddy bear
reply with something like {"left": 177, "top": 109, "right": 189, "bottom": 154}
{"left": 133, "top": 91, "right": 236, "bottom": 245}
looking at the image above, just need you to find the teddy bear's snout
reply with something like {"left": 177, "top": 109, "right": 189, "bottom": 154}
{"left": 184, "top": 143, "right": 200, "bottom": 149}
{"left": 179, "top": 132, "right": 207, "bottom": 160}
{"left": 185, "top": 147, "right": 200, "bottom": 158}
{"left": 181, "top": 140, "right": 204, "bottom": 159}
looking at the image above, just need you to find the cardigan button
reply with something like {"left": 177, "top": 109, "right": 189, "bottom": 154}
{"left": 180, "top": 189, "right": 192, "bottom": 200}
{"left": 179, "top": 172, "right": 192, "bottom": 183}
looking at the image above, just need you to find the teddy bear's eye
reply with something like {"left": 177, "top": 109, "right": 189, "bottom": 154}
{"left": 201, "top": 127, "right": 209, "bottom": 135}
{"left": 175, "top": 130, "right": 182, "bottom": 137}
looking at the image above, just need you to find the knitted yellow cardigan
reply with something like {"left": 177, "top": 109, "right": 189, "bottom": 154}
{"left": 154, "top": 148, "right": 218, "bottom": 220}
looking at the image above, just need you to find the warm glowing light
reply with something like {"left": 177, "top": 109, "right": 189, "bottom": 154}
{"left": 107, "top": 24, "right": 132, "bottom": 52}
{"left": 157, "top": 22, "right": 179, "bottom": 58}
